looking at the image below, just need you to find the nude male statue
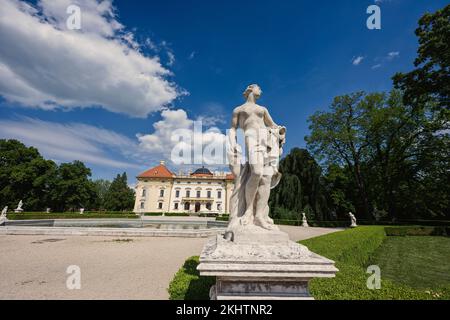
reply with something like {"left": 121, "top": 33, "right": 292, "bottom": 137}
{"left": 228, "top": 84, "right": 286, "bottom": 230}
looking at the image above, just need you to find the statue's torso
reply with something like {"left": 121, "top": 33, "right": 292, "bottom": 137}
{"left": 235, "top": 103, "right": 266, "bottom": 132}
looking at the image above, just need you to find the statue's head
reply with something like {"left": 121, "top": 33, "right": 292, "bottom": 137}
{"left": 243, "top": 84, "right": 262, "bottom": 100}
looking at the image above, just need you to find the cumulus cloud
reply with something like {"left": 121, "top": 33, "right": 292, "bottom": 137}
{"left": 352, "top": 56, "right": 364, "bottom": 66}
{"left": 0, "top": 0, "right": 182, "bottom": 117}
{"left": 0, "top": 116, "right": 142, "bottom": 168}
{"left": 137, "top": 109, "right": 227, "bottom": 166}
{"left": 0, "top": 108, "right": 229, "bottom": 169}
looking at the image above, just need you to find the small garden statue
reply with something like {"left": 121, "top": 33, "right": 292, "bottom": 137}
{"left": 46, "top": 208, "right": 51, "bottom": 213}
{"left": 349, "top": 211, "right": 357, "bottom": 228}
{"left": 14, "top": 200, "right": 23, "bottom": 213}
{"left": 302, "top": 212, "right": 309, "bottom": 227}
{"left": 80, "top": 208, "right": 84, "bottom": 215}
{"left": 1, "top": 206, "right": 7, "bottom": 218}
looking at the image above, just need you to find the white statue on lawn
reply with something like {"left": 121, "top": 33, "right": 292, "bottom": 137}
{"left": 349, "top": 211, "right": 357, "bottom": 228}
{"left": 80, "top": 208, "right": 85, "bottom": 215}
{"left": 14, "top": 200, "right": 23, "bottom": 213}
{"left": 227, "top": 84, "right": 286, "bottom": 231}
{"left": 302, "top": 212, "right": 309, "bottom": 227}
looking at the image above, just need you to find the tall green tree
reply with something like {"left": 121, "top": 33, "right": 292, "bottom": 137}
{"left": 393, "top": 4, "right": 449, "bottom": 115}
{"left": 91, "top": 179, "right": 112, "bottom": 210}
{"left": 103, "top": 172, "right": 135, "bottom": 211}
{"left": 0, "top": 139, "right": 57, "bottom": 211}
{"left": 306, "top": 92, "right": 373, "bottom": 219}
{"left": 51, "top": 161, "right": 96, "bottom": 211}
{"left": 269, "top": 148, "right": 329, "bottom": 221}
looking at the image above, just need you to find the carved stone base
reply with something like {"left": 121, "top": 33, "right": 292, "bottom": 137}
{"left": 197, "top": 226, "right": 338, "bottom": 300}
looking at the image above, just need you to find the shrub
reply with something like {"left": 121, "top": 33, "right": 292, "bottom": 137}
{"left": 168, "top": 256, "right": 215, "bottom": 300}
{"left": 384, "top": 226, "right": 450, "bottom": 237}
{"left": 168, "top": 226, "right": 450, "bottom": 300}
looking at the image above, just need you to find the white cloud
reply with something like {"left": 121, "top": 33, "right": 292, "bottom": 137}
{"left": 137, "top": 109, "right": 227, "bottom": 166}
{"left": 167, "top": 51, "right": 176, "bottom": 66}
{"left": 371, "top": 64, "right": 382, "bottom": 70}
{"left": 188, "top": 51, "right": 196, "bottom": 60}
{"left": 387, "top": 51, "right": 400, "bottom": 60}
{"left": 0, "top": 0, "right": 183, "bottom": 117}
{"left": 352, "top": 56, "right": 364, "bottom": 66}
{"left": 0, "top": 116, "right": 142, "bottom": 168}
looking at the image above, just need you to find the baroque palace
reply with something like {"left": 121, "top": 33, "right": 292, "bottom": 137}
{"left": 133, "top": 161, "right": 234, "bottom": 215}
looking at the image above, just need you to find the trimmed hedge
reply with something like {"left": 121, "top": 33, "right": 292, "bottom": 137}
{"left": 384, "top": 226, "right": 450, "bottom": 237}
{"left": 168, "top": 226, "right": 450, "bottom": 300}
{"left": 168, "top": 256, "right": 215, "bottom": 300}
{"left": 6, "top": 212, "right": 137, "bottom": 220}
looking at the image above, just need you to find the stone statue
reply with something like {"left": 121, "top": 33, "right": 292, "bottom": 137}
{"left": 80, "top": 208, "right": 84, "bottom": 215}
{"left": 302, "top": 212, "right": 309, "bottom": 227}
{"left": 349, "top": 211, "right": 357, "bottom": 228}
{"left": 197, "top": 84, "right": 338, "bottom": 300}
{"left": 227, "top": 84, "right": 286, "bottom": 231}
{"left": 1, "top": 206, "right": 7, "bottom": 218}
{"left": 46, "top": 208, "right": 51, "bottom": 213}
{"left": 14, "top": 200, "right": 23, "bottom": 213}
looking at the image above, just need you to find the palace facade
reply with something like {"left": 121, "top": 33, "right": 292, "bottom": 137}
{"left": 133, "top": 161, "right": 234, "bottom": 215}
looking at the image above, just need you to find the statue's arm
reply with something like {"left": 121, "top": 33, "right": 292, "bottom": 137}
{"left": 263, "top": 107, "right": 279, "bottom": 129}
{"left": 227, "top": 109, "right": 241, "bottom": 176}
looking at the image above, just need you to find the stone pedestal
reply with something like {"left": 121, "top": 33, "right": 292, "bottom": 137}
{"left": 197, "top": 226, "right": 338, "bottom": 300}
{"left": 14, "top": 209, "right": 23, "bottom": 213}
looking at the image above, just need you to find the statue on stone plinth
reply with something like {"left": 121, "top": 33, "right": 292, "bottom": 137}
{"left": 227, "top": 84, "right": 286, "bottom": 231}
{"left": 80, "top": 208, "right": 85, "bottom": 215}
{"left": 349, "top": 211, "right": 357, "bottom": 228}
{"left": 1, "top": 206, "right": 7, "bottom": 218}
{"left": 14, "top": 200, "right": 23, "bottom": 213}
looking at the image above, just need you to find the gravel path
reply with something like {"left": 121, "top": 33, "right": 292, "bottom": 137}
{"left": 0, "top": 226, "right": 342, "bottom": 300}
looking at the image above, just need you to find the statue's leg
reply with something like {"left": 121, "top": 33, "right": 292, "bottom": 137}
{"left": 241, "top": 155, "right": 264, "bottom": 226}
{"left": 254, "top": 175, "right": 278, "bottom": 230}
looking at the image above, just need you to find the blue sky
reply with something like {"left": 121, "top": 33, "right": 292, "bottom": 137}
{"left": 0, "top": 0, "right": 447, "bottom": 184}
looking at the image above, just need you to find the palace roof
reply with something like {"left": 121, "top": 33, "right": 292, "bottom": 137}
{"left": 137, "top": 162, "right": 174, "bottom": 179}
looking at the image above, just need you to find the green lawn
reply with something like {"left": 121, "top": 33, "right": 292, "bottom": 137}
{"left": 168, "top": 226, "right": 450, "bottom": 300}
{"left": 370, "top": 236, "right": 450, "bottom": 290}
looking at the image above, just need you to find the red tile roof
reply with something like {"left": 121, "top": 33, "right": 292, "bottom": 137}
{"left": 137, "top": 164, "right": 174, "bottom": 179}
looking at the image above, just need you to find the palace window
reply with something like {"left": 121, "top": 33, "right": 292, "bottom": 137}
{"left": 142, "top": 188, "right": 146, "bottom": 197}
{"left": 140, "top": 202, "right": 145, "bottom": 209}
{"left": 184, "top": 202, "right": 190, "bottom": 210}
{"left": 160, "top": 189, "right": 164, "bottom": 197}
{"left": 217, "top": 203, "right": 222, "bottom": 211}
{"left": 206, "top": 203, "right": 212, "bottom": 210}
{"left": 174, "top": 203, "right": 179, "bottom": 210}
{"left": 217, "top": 191, "right": 222, "bottom": 199}
{"left": 186, "top": 190, "right": 190, "bottom": 197}
{"left": 158, "top": 202, "right": 163, "bottom": 209}
{"left": 197, "top": 190, "right": 201, "bottom": 198}
{"left": 207, "top": 190, "right": 211, "bottom": 198}
{"left": 175, "top": 190, "right": 180, "bottom": 198}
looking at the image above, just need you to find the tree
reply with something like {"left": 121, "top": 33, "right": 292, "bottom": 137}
{"left": 91, "top": 179, "right": 111, "bottom": 210}
{"left": 306, "top": 92, "right": 373, "bottom": 219}
{"left": 0, "top": 139, "right": 57, "bottom": 211}
{"left": 51, "top": 161, "right": 96, "bottom": 211}
{"left": 103, "top": 173, "right": 135, "bottom": 211}
{"left": 269, "top": 148, "right": 329, "bottom": 221}
{"left": 393, "top": 5, "right": 449, "bottom": 115}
